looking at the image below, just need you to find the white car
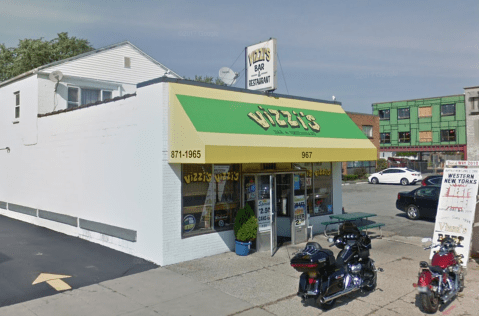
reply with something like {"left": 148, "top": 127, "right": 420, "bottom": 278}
{"left": 368, "top": 168, "right": 422, "bottom": 185}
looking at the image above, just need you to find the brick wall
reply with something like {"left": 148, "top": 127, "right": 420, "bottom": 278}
{"left": 342, "top": 112, "right": 380, "bottom": 175}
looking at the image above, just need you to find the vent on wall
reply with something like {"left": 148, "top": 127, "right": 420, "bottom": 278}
{"left": 124, "top": 57, "right": 131, "bottom": 68}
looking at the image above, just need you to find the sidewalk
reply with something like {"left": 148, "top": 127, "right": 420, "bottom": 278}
{"left": 1, "top": 233, "right": 478, "bottom": 316}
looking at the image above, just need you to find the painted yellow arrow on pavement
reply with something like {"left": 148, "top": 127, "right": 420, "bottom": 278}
{"left": 32, "top": 273, "right": 72, "bottom": 291}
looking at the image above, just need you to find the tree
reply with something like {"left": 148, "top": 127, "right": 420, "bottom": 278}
{"left": 188, "top": 75, "right": 226, "bottom": 86}
{"left": 0, "top": 32, "right": 94, "bottom": 82}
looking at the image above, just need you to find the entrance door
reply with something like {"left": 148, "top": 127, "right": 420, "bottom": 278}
{"left": 270, "top": 175, "right": 277, "bottom": 256}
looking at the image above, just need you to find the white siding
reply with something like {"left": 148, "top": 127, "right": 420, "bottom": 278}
{"left": 0, "top": 88, "right": 166, "bottom": 264}
{"left": 0, "top": 75, "right": 38, "bottom": 148}
{"left": 42, "top": 43, "right": 177, "bottom": 85}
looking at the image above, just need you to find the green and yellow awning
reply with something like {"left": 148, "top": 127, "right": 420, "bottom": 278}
{"left": 168, "top": 83, "right": 376, "bottom": 164}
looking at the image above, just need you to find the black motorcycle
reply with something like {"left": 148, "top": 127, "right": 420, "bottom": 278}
{"left": 290, "top": 222, "right": 379, "bottom": 309}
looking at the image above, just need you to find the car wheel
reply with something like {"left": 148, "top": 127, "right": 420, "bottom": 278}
{"left": 400, "top": 178, "right": 409, "bottom": 185}
{"left": 370, "top": 177, "right": 379, "bottom": 184}
{"left": 406, "top": 205, "right": 420, "bottom": 220}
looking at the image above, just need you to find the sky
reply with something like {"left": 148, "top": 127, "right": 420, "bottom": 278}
{"left": 1, "top": 0, "right": 478, "bottom": 113}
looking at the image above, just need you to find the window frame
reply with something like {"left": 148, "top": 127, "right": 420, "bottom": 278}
{"left": 441, "top": 104, "right": 455, "bottom": 116}
{"left": 14, "top": 91, "right": 20, "bottom": 119}
{"left": 380, "top": 132, "right": 390, "bottom": 144}
{"left": 397, "top": 107, "right": 410, "bottom": 120}
{"left": 378, "top": 109, "right": 390, "bottom": 120}
{"left": 362, "top": 125, "right": 373, "bottom": 138}
{"left": 398, "top": 131, "right": 411, "bottom": 143}
{"left": 440, "top": 129, "right": 456, "bottom": 142}
{"left": 67, "top": 86, "right": 114, "bottom": 109}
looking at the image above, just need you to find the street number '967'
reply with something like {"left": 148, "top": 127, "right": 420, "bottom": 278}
{"left": 302, "top": 152, "right": 312, "bottom": 158}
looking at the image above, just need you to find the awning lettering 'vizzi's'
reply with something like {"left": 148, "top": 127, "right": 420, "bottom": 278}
{"left": 168, "top": 83, "right": 377, "bottom": 164}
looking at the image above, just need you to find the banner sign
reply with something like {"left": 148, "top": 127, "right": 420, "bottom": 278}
{"left": 432, "top": 164, "right": 479, "bottom": 266}
{"left": 258, "top": 199, "right": 271, "bottom": 232}
{"left": 245, "top": 38, "right": 277, "bottom": 91}
{"left": 294, "top": 195, "right": 306, "bottom": 227}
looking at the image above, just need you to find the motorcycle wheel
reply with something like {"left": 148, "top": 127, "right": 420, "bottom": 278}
{"left": 420, "top": 292, "right": 439, "bottom": 314}
{"left": 459, "top": 273, "right": 465, "bottom": 292}
{"left": 319, "top": 299, "right": 336, "bottom": 310}
{"left": 362, "top": 260, "right": 377, "bottom": 292}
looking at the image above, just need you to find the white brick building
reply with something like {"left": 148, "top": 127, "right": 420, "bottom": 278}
{"left": 0, "top": 51, "right": 376, "bottom": 265}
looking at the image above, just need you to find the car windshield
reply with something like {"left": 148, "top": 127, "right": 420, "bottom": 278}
{"left": 406, "top": 169, "right": 417, "bottom": 172}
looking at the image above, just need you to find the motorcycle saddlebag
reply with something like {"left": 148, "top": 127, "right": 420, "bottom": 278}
{"left": 291, "top": 243, "right": 335, "bottom": 273}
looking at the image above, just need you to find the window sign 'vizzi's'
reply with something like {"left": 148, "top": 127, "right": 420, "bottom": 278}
{"left": 247, "top": 105, "right": 320, "bottom": 132}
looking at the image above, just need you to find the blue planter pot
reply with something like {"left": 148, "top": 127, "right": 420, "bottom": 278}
{"left": 235, "top": 240, "right": 251, "bottom": 256}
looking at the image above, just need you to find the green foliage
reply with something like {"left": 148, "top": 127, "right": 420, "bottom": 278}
{"left": 343, "top": 174, "right": 359, "bottom": 181}
{"left": 376, "top": 158, "right": 388, "bottom": 172}
{"left": 187, "top": 75, "right": 226, "bottom": 86}
{"left": 353, "top": 167, "right": 367, "bottom": 179}
{"left": 234, "top": 204, "right": 258, "bottom": 242}
{"left": 0, "top": 32, "right": 94, "bottom": 82}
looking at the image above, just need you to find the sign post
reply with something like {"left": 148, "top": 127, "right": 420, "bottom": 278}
{"left": 431, "top": 160, "right": 479, "bottom": 267}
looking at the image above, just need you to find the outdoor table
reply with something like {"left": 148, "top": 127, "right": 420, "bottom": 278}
{"left": 322, "top": 212, "right": 384, "bottom": 238}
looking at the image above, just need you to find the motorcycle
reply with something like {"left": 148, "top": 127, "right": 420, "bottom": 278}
{"left": 290, "top": 222, "right": 379, "bottom": 309}
{"left": 413, "top": 236, "right": 465, "bottom": 314}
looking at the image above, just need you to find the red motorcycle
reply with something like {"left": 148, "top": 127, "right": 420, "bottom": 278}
{"left": 413, "top": 236, "right": 465, "bottom": 314}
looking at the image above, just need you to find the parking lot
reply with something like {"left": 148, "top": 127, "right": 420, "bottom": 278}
{"left": 0, "top": 216, "right": 157, "bottom": 307}
{"left": 342, "top": 181, "right": 436, "bottom": 238}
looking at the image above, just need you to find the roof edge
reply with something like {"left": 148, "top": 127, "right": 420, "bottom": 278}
{"left": 137, "top": 77, "right": 343, "bottom": 106}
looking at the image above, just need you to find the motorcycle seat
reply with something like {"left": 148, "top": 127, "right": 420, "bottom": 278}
{"left": 429, "top": 265, "right": 444, "bottom": 274}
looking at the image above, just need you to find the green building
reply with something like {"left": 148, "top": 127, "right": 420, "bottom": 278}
{"left": 372, "top": 94, "right": 467, "bottom": 169}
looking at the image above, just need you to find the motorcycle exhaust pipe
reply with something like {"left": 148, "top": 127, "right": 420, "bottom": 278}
{"left": 320, "top": 286, "right": 360, "bottom": 303}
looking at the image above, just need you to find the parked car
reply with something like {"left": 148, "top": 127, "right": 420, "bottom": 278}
{"left": 396, "top": 186, "right": 440, "bottom": 220}
{"left": 368, "top": 167, "right": 422, "bottom": 185}
{"left": 421, "top": 175, "right": 443, "bottom": 186}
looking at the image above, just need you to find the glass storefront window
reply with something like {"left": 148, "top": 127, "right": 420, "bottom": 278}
{"left": 296, "top": 162, "right": 333, "bottom": 217}
{"left": 182, "top": 164, "right": 240, "bottom": 237}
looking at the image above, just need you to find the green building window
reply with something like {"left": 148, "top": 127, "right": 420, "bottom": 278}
{"left": 441, "top": 104, "right": 455, "bottom": 116}
{"left": 380, "top": 133, "right": 390, "bottom": 144}
{"left": 378, "top": 109, "right": 390, "bottom": 120}
{"left": 397, "top": 108, "right": 410, "bottom": 119}
{"left": 398, "top": 132, "right": 411, "bottom": 143}
{"left": 440, "top": 129, "right": 456, "bottom": 142}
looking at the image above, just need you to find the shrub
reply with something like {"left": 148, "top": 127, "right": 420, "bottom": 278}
{"left": 353, "top": 167, "right": 367, "bottom": 179}
{"left": 234, "top": 204, "right": 258, "bottom": 242}
{"left": 343, "top": 174, "right": 358, "bottom": 181}
{"left": 376, "top": 158, "right": 388, "bottom": 172}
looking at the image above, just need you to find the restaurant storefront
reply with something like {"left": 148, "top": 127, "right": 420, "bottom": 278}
{"left": 150, "top": 78, "right": 377, "bottom": 261}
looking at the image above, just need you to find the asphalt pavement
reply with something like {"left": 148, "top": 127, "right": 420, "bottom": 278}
{"left": 1, "top": 231, "right": 478, "bottom": 316}
{"left": 0, "top": 215, "right": 157, "bottom": 307}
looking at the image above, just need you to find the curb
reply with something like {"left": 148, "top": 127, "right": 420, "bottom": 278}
{"left": 342, "top": 181, "right": 369, "bottom": 186}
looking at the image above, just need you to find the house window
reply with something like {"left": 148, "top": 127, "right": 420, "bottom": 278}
{"left": 397, "top": 108, "right": 410, "bottom": 119}
{"left": 362, "top": 125, "right": 373, "bottom": 138}
{"left": 378, "top": 109, "right": 390, "bottom": 120}
{"left": 380, "top": 133, "right": 390, "bottom": 144}
{"left": 440, "top": 129, "right": 456, "bottom": 142}
{"left": 398, "top": 131, "right": 411, "bottom": 143}
{"left": 419, "top": 131, "right": 432, "bottom": 142}
{"left": 419, "top": 106, "right": 432, "bottom": 118}
{"left": 68, "top": 87, "right": 114, "bottom": 109}
{"left": 14, "top": 91, "right": 20, "bottom": 119}
{"left": 441, "top": 104, "right": 455, "bottom": 116}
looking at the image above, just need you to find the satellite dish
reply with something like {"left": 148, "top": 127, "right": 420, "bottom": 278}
{"left": 49, "top": 70, "right": 63, "bottom": 82}
{"left": 332, "top": 96, "right": 336, "bottom": 101}
{"left": 49, "top": 71, "right": 63, "bottom": 92}
{"left": 219, "top": 67, "right": 239, "bottom": 86}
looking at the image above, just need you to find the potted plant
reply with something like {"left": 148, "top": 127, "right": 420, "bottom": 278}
{"left": 233, "top": 204, "right": 258, "bottom": 256}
